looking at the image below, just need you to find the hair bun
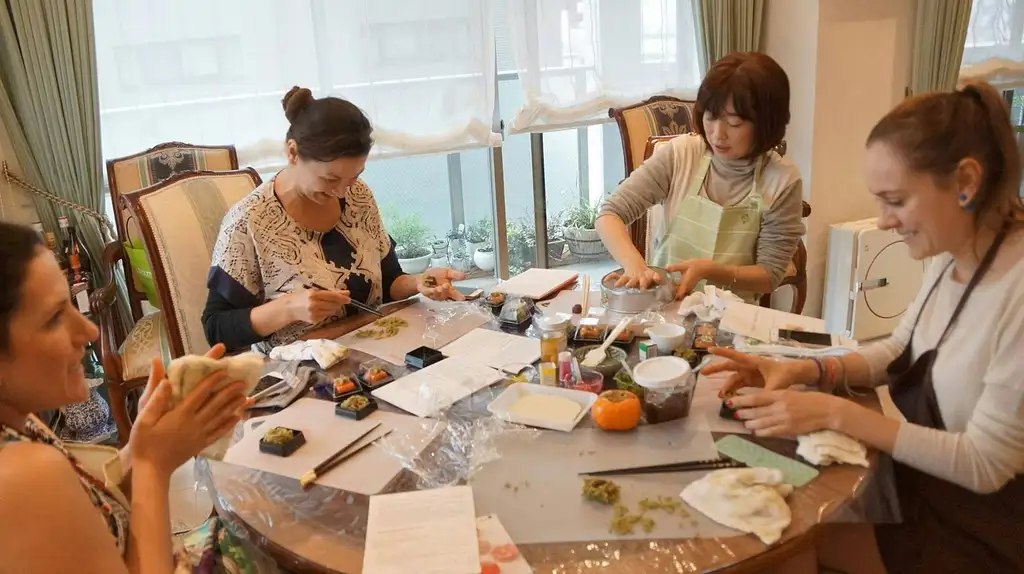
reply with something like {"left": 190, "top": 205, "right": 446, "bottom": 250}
{"left": 282, "top": 86, "right": 314, "bottom": 123}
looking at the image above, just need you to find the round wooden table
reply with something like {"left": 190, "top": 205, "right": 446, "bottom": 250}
{"left": 203, "top": 301, "right": 881, "bottom": 573}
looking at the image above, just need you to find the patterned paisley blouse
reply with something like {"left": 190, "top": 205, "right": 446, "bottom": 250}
{"left": 202, "top": 177, "right": 405, "bottom": 352}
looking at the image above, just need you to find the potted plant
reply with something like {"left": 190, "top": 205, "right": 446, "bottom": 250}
{"left": 546, "top": 216, "right": 566, "bottom": 261}
{"left": 385, "top": 210, "right": 433, "bottom": 274}
{"left": 466, "top": 219, "right": 491, "bottom": 258}
{"left": 450, "top": 245, "right": 472, "bottom": 273}
{"left": 473, "top": 243, "right": 496, "bottom": 272}
{"left": 506, "top": 218, "right": 536, "bottom": 276}
{"left": 562, "top": 201, "right": 607, "bottom": 259}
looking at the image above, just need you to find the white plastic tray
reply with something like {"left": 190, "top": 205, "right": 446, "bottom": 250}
{"left": 487, "top": 382, "right": 597, "bottom": 432}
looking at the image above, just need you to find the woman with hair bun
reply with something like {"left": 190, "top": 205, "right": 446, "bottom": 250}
{"left": 203, "top": 87, "right": 466, "bottom": 352}
{"left": 705, "top": 80, "right": 1024, "bottom": 573}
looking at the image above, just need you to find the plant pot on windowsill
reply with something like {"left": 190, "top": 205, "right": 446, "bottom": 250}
{"left": 474, "top": 247, "right": 496, "bottom": 272}
{"left": 563, "top": 226, "right": 608, "bottom": 259}
{"left": 548, "top": 238, "right": 567, "bottom": 261}
{"left": 397, "top": 247, "right": 432, "bottom": 274}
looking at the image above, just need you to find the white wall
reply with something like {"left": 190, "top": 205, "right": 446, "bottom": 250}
{"left": 0, "top": 118, "right": 39, "bottom": 225}
{"left": 763, "top": 0, "right": 916, "bottom": 317}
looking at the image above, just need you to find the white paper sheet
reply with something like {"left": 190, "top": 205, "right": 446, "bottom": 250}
{"left": 371, "top": 356, "right": 504, "bottom": 417}
{"left": 223, "top": 398, "right": 441, "bottom": 495}
{"left": 492, "top": 268, "right": 578, "bottom": 299}
{"left": 440, "top": 328, "right": 540, "bottom": 372}
{"left": 363, "top": 486, "right": 479, "bottom": 574}
{"left": 719, "top": 301, "right": 828, "bottom": 342}
{"left": 336, "top": 301, "right": 489, "bottom": 365}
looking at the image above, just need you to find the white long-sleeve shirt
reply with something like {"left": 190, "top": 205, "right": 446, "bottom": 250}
{"left": 859, "top": 232, "right": 1024, "bottom": 494}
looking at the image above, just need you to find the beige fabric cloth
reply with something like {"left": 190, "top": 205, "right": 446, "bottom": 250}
{"left": 680, "top": 467, "right": 794, "bottom": 545}
{"left": 797, "top": 430, "right": 869, "bottom": 467}
{"left": 166, "top": 353, "right": 263, "bottom": 459}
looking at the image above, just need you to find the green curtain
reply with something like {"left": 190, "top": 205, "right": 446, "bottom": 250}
{"left": 0, "top": 0, "right": 106, "bottom": 276}
{"left": 909, "top": 0, "right": 973, "bottom": 94}
{"left": 694, "top": 0, "right": 765, "bottom": 73}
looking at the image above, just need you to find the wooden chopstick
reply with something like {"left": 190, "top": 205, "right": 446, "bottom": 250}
{"left": 300, "top": 429, "right": 393, "bottom": 489}
{"left": 299, "top": 422, "right": 381, "bottom": 488}
{"left": 579, "top": 458, "right": 745, "bottom": 477}
{"left": 305, "top": 281, "right": 385, "bottom": 317}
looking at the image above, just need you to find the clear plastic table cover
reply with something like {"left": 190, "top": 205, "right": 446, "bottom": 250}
{"left": 195, "top": 303, "right": 899, "bottom": 573}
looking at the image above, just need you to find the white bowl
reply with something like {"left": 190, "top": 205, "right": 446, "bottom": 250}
{"left": 644, "top": 323, "right": 688, "bottom": 353}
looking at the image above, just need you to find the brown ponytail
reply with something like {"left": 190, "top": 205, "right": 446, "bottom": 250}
{"left": 867, "top": 80, "right": 1023, "bottom": 224}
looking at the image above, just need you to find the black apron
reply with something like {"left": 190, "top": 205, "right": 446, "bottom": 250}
{"left": 875, "top": 226, "right": 1024, "bottom": 573}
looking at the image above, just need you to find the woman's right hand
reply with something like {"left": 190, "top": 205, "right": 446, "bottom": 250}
{"left": 286, "top": 288, "right": 351, "bottom": 324}
{"left": 129, "top": 358, "right": 248, "bottom": 476}
{"left": 609, "top": 262, "right": 663, "bottom": 289}
{"left": 703, "top": 347, "right": 818, "bottom": 395}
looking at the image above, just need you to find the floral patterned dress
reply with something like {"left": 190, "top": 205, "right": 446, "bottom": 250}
{"left": 0, "top": 416, "right": 262, "bottom": 573}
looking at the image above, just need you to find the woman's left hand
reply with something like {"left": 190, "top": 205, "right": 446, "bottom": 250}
{"left": 417, "top": 268, "right": 467, "bottom": 301}
{"left": 729, "top": 390, "right": 844, "bottom": 438}
{"left": 664, "top": 259, "right": 714, "bottom": 299}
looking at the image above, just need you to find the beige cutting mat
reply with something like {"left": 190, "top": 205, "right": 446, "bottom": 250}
{"left": 222, "top": 398, "right": 441, "bottom": 495}
{"left": 336, "top": 301, "right": 489, "bottom": 365}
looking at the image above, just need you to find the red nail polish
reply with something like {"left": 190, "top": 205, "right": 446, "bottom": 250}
{"left": 733, "top": 412, "right": 741, "bottom": 419}
{"left": 725, "top": 400, "right": 733, "bottom": 407}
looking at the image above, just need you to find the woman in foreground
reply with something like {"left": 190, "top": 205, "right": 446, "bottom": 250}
{"left": 203, "top": 86, "right": 465, "bottom": 353}
{"left": 707, "top": 81, "right": 1024, "bottom": 573}
{"left": 0, "top": 223, "right": 253, "bottom": 573}
{"left": 597, "top": 52, "right": 805, "bottom": 301}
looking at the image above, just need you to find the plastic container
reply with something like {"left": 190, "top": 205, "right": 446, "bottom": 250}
{"left": 631, "top": 356, "right": 696, "bottom": 424}
{"left": 358, "top": 361, "right": 394, "bottom": 389}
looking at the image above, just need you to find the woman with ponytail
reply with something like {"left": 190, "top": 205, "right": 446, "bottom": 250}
{"left": 703, "top": 81, "right": 1024, "bottom": 573}
{"left": 202, "top": 87, "right": 466, "bottom": 353}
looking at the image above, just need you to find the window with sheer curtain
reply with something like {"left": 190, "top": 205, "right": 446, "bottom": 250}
{"left": 92, "top": 0, "right": 500, "bottom": 167}
{"left": 961, "top": 0, "right": 1024, "bottom": 87}
{"left": 503, "top": 0, "right": 700, "bottom": 133}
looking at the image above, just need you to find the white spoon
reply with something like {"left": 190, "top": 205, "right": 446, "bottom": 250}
{"left": 582, "top": 317, "right": 631, "bottom": 367}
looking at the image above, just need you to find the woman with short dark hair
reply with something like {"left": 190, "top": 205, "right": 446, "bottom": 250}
{"left": 597, "top": 52, "right": 804, "bottom": 301}
{"left": 203, "top": 86, "right": 465, "bottom": 352}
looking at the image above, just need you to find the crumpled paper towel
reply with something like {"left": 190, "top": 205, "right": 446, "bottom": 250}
{"left": 680, "top": 467, "right": 794, "bottom": 545}
{"left": 797, "top": 430, "right": 869, "bottom": 467}
{"left": 268, "top": 339, "right": 348, "bottom": 370}
{"left": 677, "top": 286, "right": 744, "bottom": 321}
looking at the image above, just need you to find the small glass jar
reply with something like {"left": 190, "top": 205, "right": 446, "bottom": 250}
{"left": 540, "top": 330, "right": 567, "bottom": 364}
{"left": 632, "top": 356, "right": 696, "bottom": 424}
{"left": 536, "top": 315, "right": 569, "bottom": 364}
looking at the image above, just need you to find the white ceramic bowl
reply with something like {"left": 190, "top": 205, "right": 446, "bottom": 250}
{"left": 644, "top": 323, "right": 688, "bottom": 353}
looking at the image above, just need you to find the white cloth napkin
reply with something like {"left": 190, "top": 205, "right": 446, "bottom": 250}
{"left": 165, "top": 353, "right": 263, "bottom": 460}
{"left": 267, "top": 339, "right": 349, "bottom": 370}
{"left": 796, "top": 430, "right": 869, "bottom": 467}
{"left": 680, "top": 467, "right": 794, "bottom": 545}
{"left": 677, "top": 286, "right": 743, "bottom": 321}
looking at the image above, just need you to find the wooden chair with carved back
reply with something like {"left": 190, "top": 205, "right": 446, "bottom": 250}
{"left": 92, "top": 169, "right": 261, "bottom": 444}
{"left": 106, "top": 142, "right": 238, "bottom": 323}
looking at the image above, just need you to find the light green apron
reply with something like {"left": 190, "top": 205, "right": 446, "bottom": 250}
{"left": 651, "top": 153, "right": 764, "bottom": 302}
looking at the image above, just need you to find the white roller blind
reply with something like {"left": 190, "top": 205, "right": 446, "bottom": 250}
{"left": 93, "top": 0, "right": 501, "bottom": 166}
{"left": 503, "top": 0, "right": 701, "bottom": 134}
{"left": 960, "top": 0, "right": 1024, "bottom": 87}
